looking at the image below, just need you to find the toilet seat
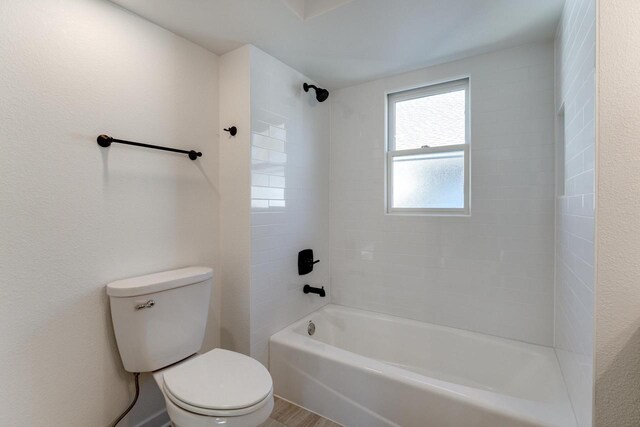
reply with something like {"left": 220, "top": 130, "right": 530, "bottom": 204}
{"left": 161, "top": 348, "right": 273, "bottom": 417}
{"left": 164, "top": 384, "right": 273, "bottom": 417}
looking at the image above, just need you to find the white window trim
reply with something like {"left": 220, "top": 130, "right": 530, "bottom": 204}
{"left": 386, "top": 78, "right": 470, "bottom": 216}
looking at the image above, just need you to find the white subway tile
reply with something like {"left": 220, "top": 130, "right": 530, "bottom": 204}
{"left": 331, "top": 42, "right": 556, "bottom": 346}
{"left": 249, "top": 48, "right": 330, "bottom": 367}
{"left": 555, "top": 1, "right": 595, "bottom": 425}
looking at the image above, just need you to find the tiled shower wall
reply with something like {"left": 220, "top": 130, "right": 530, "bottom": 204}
{"left": 249, "top": 47, "right": 330, "bottom": 366}
{"left": 330, "top": 42, "right": 556, "bottom": 346}
{"left": 554, "top": 0, "right": 595, "bottom": 425}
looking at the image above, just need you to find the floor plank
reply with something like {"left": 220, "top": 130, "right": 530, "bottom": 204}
{"left": 261, "top": 397, "right": 342, "bottom": 427}
{"left": 261, "top": 418, "right": 287, "bottom": 427}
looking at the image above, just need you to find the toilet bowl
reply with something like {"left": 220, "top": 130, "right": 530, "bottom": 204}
{"left": 153, "top": 348, "right": 274, "bottom": 427}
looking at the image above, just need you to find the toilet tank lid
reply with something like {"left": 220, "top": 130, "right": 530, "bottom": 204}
{"left": 106, "top": 267, "right": 213, "bottom": 298}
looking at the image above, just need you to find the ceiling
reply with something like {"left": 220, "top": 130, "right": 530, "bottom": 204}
{"left": 110, "top": 0, "right": 564, "bottom": 89}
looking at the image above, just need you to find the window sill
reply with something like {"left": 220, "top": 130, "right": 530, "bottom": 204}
{"left": 386, "top": 210, "right": 471, "bottom": 218}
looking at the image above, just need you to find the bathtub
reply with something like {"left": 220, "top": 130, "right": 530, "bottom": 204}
{"left": 269, "top": 304, "right": 576, "bottom": 427}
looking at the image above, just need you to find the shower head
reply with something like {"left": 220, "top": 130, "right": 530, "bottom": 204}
{"left": 303, "top": 83, "right": 329, "bottom": 103}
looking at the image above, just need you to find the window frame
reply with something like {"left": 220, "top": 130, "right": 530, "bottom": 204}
{"left": 386, "top": 78, "right": 470, "bottom": 216}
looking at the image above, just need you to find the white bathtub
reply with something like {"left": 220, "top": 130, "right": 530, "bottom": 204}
{"left": 269, "top": 304, "right": 576, "bottom": 427}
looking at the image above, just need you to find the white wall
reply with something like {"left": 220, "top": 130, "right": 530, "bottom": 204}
{"left": 219, "top": 46, "right": 252, "bottom": 355}
{"left": 595, "top": 1, "right": 640, "bottom": 425}
{"left": 330, "top": 42, "right": 556, "bottom": 346}
{"left": 553, "top": 0, "right": 596, "bottom": 426}
{"left": 249, "top": 47, "right": 330, "bottom": 365}
{"left": 0, "top": 1, "right": 220, "bottom": 426}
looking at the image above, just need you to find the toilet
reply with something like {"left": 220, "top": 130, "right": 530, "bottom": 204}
{"left": 107, "top": 267, "right": 273, "bottom": 427}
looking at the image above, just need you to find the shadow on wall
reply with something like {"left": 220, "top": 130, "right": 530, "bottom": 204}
{"left": 104, "top": 289, "right": 171, "bottom": 427}
{"left": 596, "top": 323, "right": 640, "bottom": 426}
{"left": 103, "top": 290, "right": 138, "bottom": 424}
{"left": 220, "top": 328, "right": 237, "bottom": 353}
{"left": 20, "top": 285, "right": 132, "bottom": 424}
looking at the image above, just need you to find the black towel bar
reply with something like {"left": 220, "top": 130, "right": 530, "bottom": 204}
{"left": 97, "top": 135, "right": 202, "bottom": 160}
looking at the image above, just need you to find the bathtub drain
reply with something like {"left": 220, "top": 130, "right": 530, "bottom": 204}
{"left": 308, "top": 320, "right": 316, "bottom": 336}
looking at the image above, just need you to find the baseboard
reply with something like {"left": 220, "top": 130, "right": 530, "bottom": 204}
{"left": 135, "top": 408, "right": 170, "bottom": 427}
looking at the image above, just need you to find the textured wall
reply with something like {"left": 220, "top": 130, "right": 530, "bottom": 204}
{"left": 0, "top": 1, "right": 220, "bottom": 425}
{"left": 219, "top": 46, "right": 252, "bottom": 355}
{"left": 553, "top": 0, "right": 596, "bottom": 426}
{"left": 330, "top": 42, "right": 556, "bottom": 346}
{"left": 249, "top": 47, "right": 330, "bottom": 366}
{"left": 595, "top": 0, "right": 640, "bottom": 425}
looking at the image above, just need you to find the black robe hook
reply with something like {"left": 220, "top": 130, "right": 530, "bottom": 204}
{"left": 224, "top": 126, "right": 237, "bottom": 136}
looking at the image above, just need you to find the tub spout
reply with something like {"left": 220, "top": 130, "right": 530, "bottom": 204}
{"left": 303, "top": 285, "right": 325, "bottom": 297}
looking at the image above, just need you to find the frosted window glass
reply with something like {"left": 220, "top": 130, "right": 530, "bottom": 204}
{"left": 395, "top": 89, "right": 465, "bottom": 150}
{"left": 392, "top": 151, "right": 464, "bottom": 209}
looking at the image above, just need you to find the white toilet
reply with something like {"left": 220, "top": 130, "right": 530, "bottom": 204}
{"left": 107, "top": 267, "right": 273, "bottom": 427}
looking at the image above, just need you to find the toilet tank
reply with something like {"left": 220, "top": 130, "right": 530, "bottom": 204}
{"left": 107, "top": 267, "right": 213, "bottom": 373}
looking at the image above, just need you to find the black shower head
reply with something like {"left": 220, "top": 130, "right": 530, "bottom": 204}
{"left": 303, "top": 83, "right": 329, "bottom": 103}
{"left": 315, "top": 88, "right": 330, "bottom": 102}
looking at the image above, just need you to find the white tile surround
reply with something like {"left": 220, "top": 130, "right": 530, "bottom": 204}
{"left": 554, "top": 1, "right": 595, "bottom": 426}
{"left": 249, "top": 47, "right": 330, "bottom": 366}
{"left": 330, "top": 42, "right": 556, "bottom": 346}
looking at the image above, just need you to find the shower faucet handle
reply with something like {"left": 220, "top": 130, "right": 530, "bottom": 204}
{"left": 298, "top": 249, "right": 319, "bottom": 275}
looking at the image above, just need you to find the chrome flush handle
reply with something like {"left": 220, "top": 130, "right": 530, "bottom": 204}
{"left": 135, "top": 300, "right": 155, "bottom": 310}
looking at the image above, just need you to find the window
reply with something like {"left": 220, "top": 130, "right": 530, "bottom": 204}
{"left": 387, "top": 79, "right": 470, "bottom": 215}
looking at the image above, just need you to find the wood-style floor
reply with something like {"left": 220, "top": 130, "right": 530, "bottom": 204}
{"left": 261, "top": 397, "right": 343, "bottom": 427}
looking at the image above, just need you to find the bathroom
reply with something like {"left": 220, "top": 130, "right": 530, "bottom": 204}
{"left": 1, "top": 0, "right": 639, "bottom": 426}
